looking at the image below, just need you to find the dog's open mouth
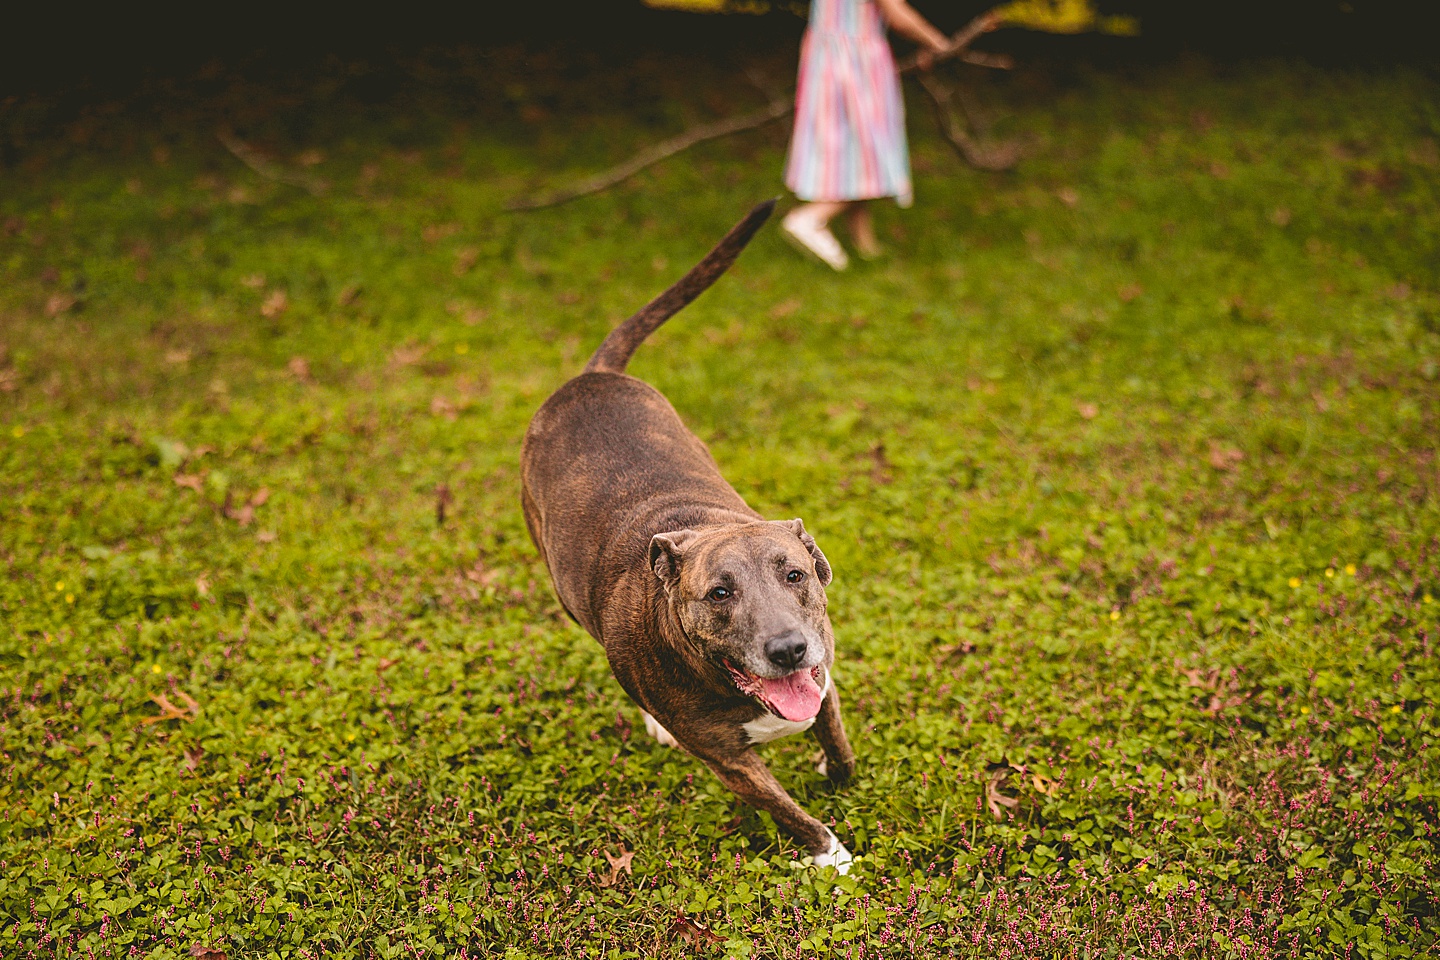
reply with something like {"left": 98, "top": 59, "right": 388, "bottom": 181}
{"left": 724, "top": 661, "right": 825, "bottom": 722}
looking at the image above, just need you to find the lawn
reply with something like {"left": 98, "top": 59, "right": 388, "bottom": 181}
{"left": 2, "top": 40, "right": 1439, "bottom": 959}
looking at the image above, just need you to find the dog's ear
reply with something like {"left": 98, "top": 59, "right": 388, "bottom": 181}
{"left": 779, "top": 518, "right": 832, "bottom": 586}
{"left": 650, "top": 529, "right": 700, "bottom": 588}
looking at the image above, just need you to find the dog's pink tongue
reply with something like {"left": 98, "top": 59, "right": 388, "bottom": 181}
{"left": 759, "top": 670, "right": 823, "bottom": 722}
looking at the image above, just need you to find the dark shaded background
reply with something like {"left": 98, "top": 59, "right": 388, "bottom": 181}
{"left": 4, "top": 1, "right": 1438, "bottom": 99}
{"left": 2, "top": 1, "right": 1436, "bottom": 173}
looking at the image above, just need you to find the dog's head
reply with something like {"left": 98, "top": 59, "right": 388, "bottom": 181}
{"left": 650, "top": 519, "right": 834, "bottom": 721}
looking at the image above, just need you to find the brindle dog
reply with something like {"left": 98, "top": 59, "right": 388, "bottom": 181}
{"left": 521, "top": 201, "right": 857, "bottom": 870}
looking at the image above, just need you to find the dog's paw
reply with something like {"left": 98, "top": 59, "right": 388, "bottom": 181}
{"left": 813, "top": 829, "right": 853, "bottom": 875}
{"left": 815, "top": 751, "right": 854, "bottom": 784}
{"left": 642, "top": 711, "right": 678, "bottom": 748}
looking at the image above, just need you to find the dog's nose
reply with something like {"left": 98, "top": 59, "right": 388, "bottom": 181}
{"left": 764, "top": 631, "right": 808, "bottom": 671}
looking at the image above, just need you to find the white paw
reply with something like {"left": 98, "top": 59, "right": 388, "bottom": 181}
{"left": 816, "top": 755, "right": 828, "bottom": 778}
{"left": 812, "top": 829, "right": 852, "bottom": 875}
{"left": 642, "top": 711, "right": 678, "bottom": 748}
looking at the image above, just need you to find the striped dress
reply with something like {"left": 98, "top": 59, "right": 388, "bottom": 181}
{"left": 784, "top": 0, "right": 913, "bottom": 207}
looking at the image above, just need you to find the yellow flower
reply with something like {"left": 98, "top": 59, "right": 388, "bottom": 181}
{"left": 65, "top": 594, "right": 74, "bottom": 603}
{"left": 1344, "top": 563, "right": 1356, "bottom": 576}
{"left": 1324, "top": 568, "right": 1335, "bottom": 578}
{"left": 1391, "top": 705, "right": 1402, "bottom": 714}
{"left": 55, "top": 581, "right": 65, "bottom": 591}
{"left": 1288, "top": 577, "right": 1301, "bottom": 588}
{"left": 1424, "top": 594, "right": 1434, "bottom": 605}
{"left": 151, "top": 664, "right": 162, "bottom": 674}
{"left": 346, "top": 732, "right": 357, "bottom": 742}
{"left": 11, "top": 426, "right": 23, "bottom": 438}
{"left": 455, "top": 343, "right": 470, "bottom": 355}
{"left": 1299, "top": 706, "right": 1310, "bottom": 714}
{"left": 1109, "top": 610, "right": 1120, "bottom": 621}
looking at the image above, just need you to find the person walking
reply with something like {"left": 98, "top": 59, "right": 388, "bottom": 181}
{"left": 782, "top": 0, "right": 950, "bottom": 271}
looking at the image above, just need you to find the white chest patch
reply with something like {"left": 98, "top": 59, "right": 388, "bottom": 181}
{"left": 742, "top": 668, "right": 831, "bottom": 745}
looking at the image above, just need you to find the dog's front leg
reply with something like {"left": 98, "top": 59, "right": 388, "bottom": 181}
{"left": 698, "top": 749, "right": 852, "bottom": 871}
{"left": 810, "top": 684, "right": 856, "bottom": 784}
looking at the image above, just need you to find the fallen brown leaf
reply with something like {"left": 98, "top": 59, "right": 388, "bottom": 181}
{"left": 261, "top": 290, "right": 288, "bottom": 318}
{"left": 422, "top": 223, "right": 461, "bottom": 244}
{"left": 667, "top": 913, "right": 722, "bottom": 946}
{"left": 294, "top": 148, "right": 325, "bottom": 168}
{"left": 453, "top": 247, "right": 479, "bottom": 276}
{"left": 189, "top": 944, "right": 228, "bottom": 960}
{"left": 256, "top": 530, "right": 277, "bottom": 543}
{"left": 940, "top": 639, "right": 976, "bottom": 661}
{"left": 376, "top": 658, "right": 400, "bottom": 674}
{"left": 1184, "top": 667, "right": 1218, "bottom": 690}
{"left": 143, "top": 692, "right": 201, "bottom": 725}
{"left": 287, "top": 356, "right": 311, "bottom": 383}
{"left": 598, "top": 846, "right": 635, "bottom": 887}
{"left": 430, "top": 395, "right": 457, "bottom": 420}
{"left": 249, "top": 487, "right": 270, "bottom": 508}
{"left": 45, "top": 293, "right": 77, "bottom": 317}
{"left": 1056, "top": 186, "right": 1079, "bottom": 207}
{"left": 1077, "top": 402, "right": 1099, "bottom": 420}
{"left": 1206, "top": 442, "right": 1244, "bottom": 472}
{"left": 390, "top": 343, "right": 429, "bottom": 367}
{"left": 173, "top": 474, "right": 204, "bottom": 492}
{"left": 1183, "top": 667, "right": 1246, "bottom": 716}
{"left": 769, "top": 298, "right": 803, "bottom": 320}
{"left": 183, "top": 744, "right": 204, "bottom": 772}
{"left": 1031, "top": 773, "right": 1061, "bottom": 798}
{"left": 984, "top": 767, "right": 1019, "bottom": 820}
{"left": 1118, "top": 282, "right": 1143, "bottom": 303}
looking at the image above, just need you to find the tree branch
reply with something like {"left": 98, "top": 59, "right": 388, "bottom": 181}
{"left": 505, "top": 9, "right": 1011, "bottom": 211}
{"left": 505, "top": 97, "right": 793, "bottom": 211}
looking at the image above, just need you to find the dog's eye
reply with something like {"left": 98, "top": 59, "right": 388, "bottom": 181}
{"left": 707, "top": 586, "right": 732, "bottom": 602}
{"left": 786, "top": 570, "right": 804, "bottom": 584}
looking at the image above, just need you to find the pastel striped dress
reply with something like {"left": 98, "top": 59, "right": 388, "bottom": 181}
{"left": 785, "top": 0, "right": 913, "bottom": 207}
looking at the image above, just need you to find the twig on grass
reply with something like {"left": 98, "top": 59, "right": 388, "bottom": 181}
{"left": 917, "top": 72, "right": 1024, "bottom": 171}
{"left": 506, "top": 9, "right": 1011, "bottom": 210}
{"left": 217, "top": 128, "right": 329, "bottom": 196}
{"left": 504, "top": 97, "right": 794, "bottom": 210}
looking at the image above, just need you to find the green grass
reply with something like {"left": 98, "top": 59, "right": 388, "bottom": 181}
{"left": 2, "top": 50, "right": 1439, "bottom": 958}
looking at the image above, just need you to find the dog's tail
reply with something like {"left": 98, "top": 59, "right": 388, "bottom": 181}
{"left": 583, "top": 199, "right": 775, "bottom": 375}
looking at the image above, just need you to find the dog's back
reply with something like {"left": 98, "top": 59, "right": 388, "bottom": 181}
{"left": 521, "top": 371, "right": 756, "bottom": 638}
{"left": 521, "top": 201, "right": 775, "bottom": 639}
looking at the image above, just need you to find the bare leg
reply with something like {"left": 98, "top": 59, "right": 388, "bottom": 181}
{"left": 781, "top": 201, "right": 852, "bottom": 271}
{"left": 844, "top": 202, "right": 883, "bottom": 259}
{"left": 810, "top": 685, "right": 856, "bottom": 783}
{"left": 791, "top": 200, "right": 848, "bottom": 230}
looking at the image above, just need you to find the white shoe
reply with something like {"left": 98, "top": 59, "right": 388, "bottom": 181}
{"left": 782, "top": 210, "right": 849, "bottom": 271}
